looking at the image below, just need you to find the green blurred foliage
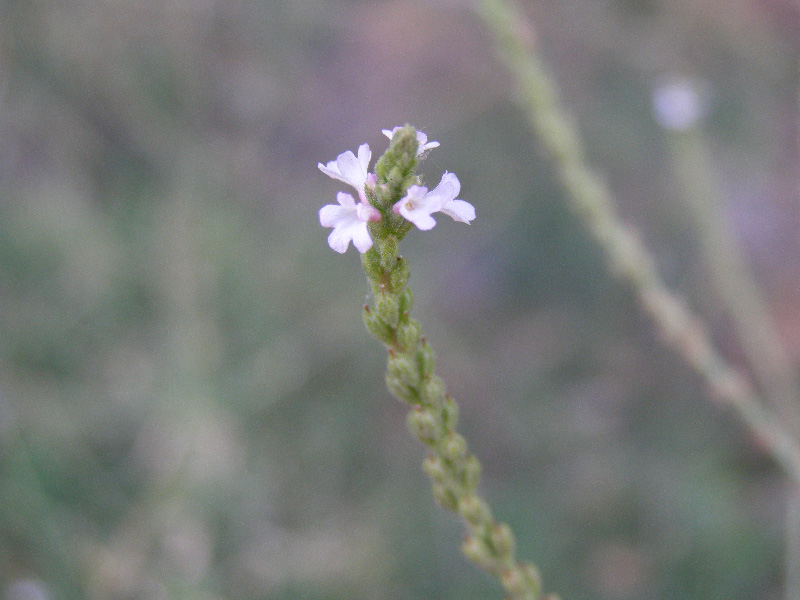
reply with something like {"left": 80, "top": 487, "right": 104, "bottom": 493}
{"left": 1, "top": 0, "right": 798, "bottom": 599}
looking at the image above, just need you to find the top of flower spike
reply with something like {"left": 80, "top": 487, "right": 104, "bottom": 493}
{"left": 382, "top": 127, "right": 440, "bottom": 156}
{"left": 318, "top": 126, "right": 473, "bottom": 253}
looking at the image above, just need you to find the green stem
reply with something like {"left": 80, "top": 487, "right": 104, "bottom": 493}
{"left": 666, "top": 128, "right": 800, "bottom": 439}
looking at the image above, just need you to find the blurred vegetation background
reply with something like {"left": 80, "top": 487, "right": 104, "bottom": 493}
{"left": 2, "top": 0, "right": 800, "bottom": 599}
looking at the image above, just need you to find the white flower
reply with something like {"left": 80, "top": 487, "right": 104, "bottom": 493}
{"left": 393, "top": 172, "right": 475, "bottom": 231}
{"left": 319, "top": 191, "right": 381, "bottom": 253}
{"left": 382, "top": 127, "right": 440, "bottom": 156}
{"left": 652, "top": 78, "right": 710, "bottom": 131}
{"left": 318, "top": 143, "right": 372, "bottom": 201}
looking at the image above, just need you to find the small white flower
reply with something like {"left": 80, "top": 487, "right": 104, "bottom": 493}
{"left": 318, "top": 144, "right": 372, "bottom": 201}
{"left": 652, "top": 78, "right": 710, "bottom": 131}
{"left": 382, "top": 127, "right": 440, "bottom": 156}
{"left": 393, "top": 172, "right": 475, "bottom": 231}
{"left": 319, "top": 192, "right": 381, "bottom": 253}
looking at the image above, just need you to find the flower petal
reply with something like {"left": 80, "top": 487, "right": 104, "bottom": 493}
{"left": 319, "top": 204, "right": 343, "bottom": 228}
{"left": 440, "top": 199, "right": 475, "bottom": 224}
{"left": 317, "top": 159, "right": 345, "bottom": 183}
{"left": 357, "top": 143, "right": 371, "bottom": 171}
{"left": 335, "top": 152, "right": 366, "bottom": 188}
{"left": 319, "top": 192, "right": 378, "bottom": 253}
{"left": 404, "top": 210, "right": 437, "bottom": 230}
{"left": 394, "top": 186, "right": 439, "bottom": 230}
{"left": 327, "top": 226, "right": 352, "bottom": 253}
{"left": 434, "top": 172, "right": 460, "bottom": 200}
{"left": 351, "top": 223, "right": 375, "bottom": 253}
{"left": 317, "top": 145, "right": 371, "bottom": 192}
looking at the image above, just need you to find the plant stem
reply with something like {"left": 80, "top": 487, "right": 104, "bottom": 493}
{"left": 359, "top": 126, "right": 558, "bottom": 600}
{"left": 475, "top": 0, "right": 800, "bottom": 485}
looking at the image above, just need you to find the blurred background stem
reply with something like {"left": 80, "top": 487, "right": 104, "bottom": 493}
{"left": 474, "top": 0, "right": 800, "bottom": 483}
{"left": 788, "top": 490, "right": 800, "bottom": 600}
{"left": 665, "top": 122, "right": 800, "bottom": 600}
{"left": 477, "top": 0, "right": 800, "bottom": 595}
{"left": 665, "top": 126, "right": 800, "bottom": 438}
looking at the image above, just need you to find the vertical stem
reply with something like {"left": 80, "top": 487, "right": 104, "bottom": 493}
{"left": 359, "top": 126, "right": 556, "bottom": 600}
{"left": 666, "top": 129, "right": 800, "bottom": 439}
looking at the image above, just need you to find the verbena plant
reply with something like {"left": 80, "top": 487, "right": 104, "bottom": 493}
{"left": 316, "top": 1, "right": 800, "bottom": 598}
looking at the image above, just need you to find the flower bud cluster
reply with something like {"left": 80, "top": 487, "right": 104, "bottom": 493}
{"left": 330, "top": 126, "right": 546, "bottom": 600}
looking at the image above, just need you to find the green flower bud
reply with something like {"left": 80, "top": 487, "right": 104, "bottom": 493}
{"left": 490, "top": 523, "right": 515, "bottom": 558}
{"left": 458, "top": 495, "right": 493, "bottom": 529}
{"left": 519, "top": 562, "right": 542, "bottom": 597}
{"left": 389, "top": 256, "right": 411, "bottom": 292}
{"left": 375, "top": 125, "right": 419, "bottom": 202}
{"left": 363, "top": 305, "right": 395, "bottom": 345}
{"left": 379, "top": 237, "right": 399, "bottom": 271}
{"left": 461, "top": 454, "right": 482, "bottom": 491}
{"left": 422, "top": 453, "right": 446, "bottom": 483}
{"left": 417, "top": 340, "right": 436, "bottom": 379}
{"left": 386, "top": 373, "right": 417, "bottom": 403}
{"left": 396, "top": 319, "right": 421, "bottom": 352}
{"left": 440, "top": 432, "right": 468, "bottom": 464}
{"left": 461, "top": 535, "right": 495, "bottom": 571}
{"left": 499, "top": 568, "right": 526, "bottom": 598}
{"left": 376, "top": 291, "right": 400, "bottom": 327}
{"left": 397, "top": 286, "right": 413, "bottom": 314}
{"left": 387, "top": 352, "right": 417, "bottom": 385}
{"left": 407, "top": 407, "right": 441, "bottom": 445}
{"left": 431, "top": 481, "right": 458, "bottom": 512}
{"left": 360, "top": 247, "right": 382, "bottom": 281}
{"left": 441, "top": 395, "right": 459, "bottom": 429}
{"left": 421, "top": 376, "right": 445, "bottom": 406}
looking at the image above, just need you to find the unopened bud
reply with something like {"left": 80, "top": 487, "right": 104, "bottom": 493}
{"left": 422, "top": 453, "right": 447, "bottom": 483}
{"left": 461, "top": 535, "right": 495, "bottom": 571}
{"left": 380, "top": 237, "right": 399, "bottom": 270}
{"left": 398, "top": 286, "right": 413, "bottom": 314}
{"left": 408, "top": 407, "right": 441, "bottom": 444}
{"left": 458, "top": 495, "right": 492, "bottom": 529}
{"left": 386, "top": 373, "right": 417, "bottom": 403}
{"left": 376, "top": 292, "right": 400, "bottom": 327}
{"left": 461, "top": 454, "right": 482, "bottom": 491}
{"left": 388, "top": 353, "right": 417, "bottom": 386}
{"left": 422, "top": 376, "right": 445, "bottom": 405}
{"left": 490, "top": 523, "right": 515, "bottom": 558}
{"left": 396, "top": 319, "right": 421, "bottom": 351}
{"left": 519, "top": 562, "right": 542, "bottom": 596}
{"left": 390, "top": 256, "right": 410, "bottom": 291}
{"left": 417, "top": 340, "right": 436, "bottom": 379}
{"left": 500, "top": 568, "right": 526, "bottom": 597}
{"left": 360, "top": 247, "right": 382, "bottom": 280}
{"left": 441, "top": 395, "right": 459, "bottom": 429}
{"left": 363, "top": 305, "right": 394, "bottom": 345}
{"left": 441, "top": 433, "right": 468, "bottom": 464}
{"left": 375, "top": 125, "right": 419, "bottom": 189}
{"left": 431, "top": 481, "right": 458, "bottom": 511}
